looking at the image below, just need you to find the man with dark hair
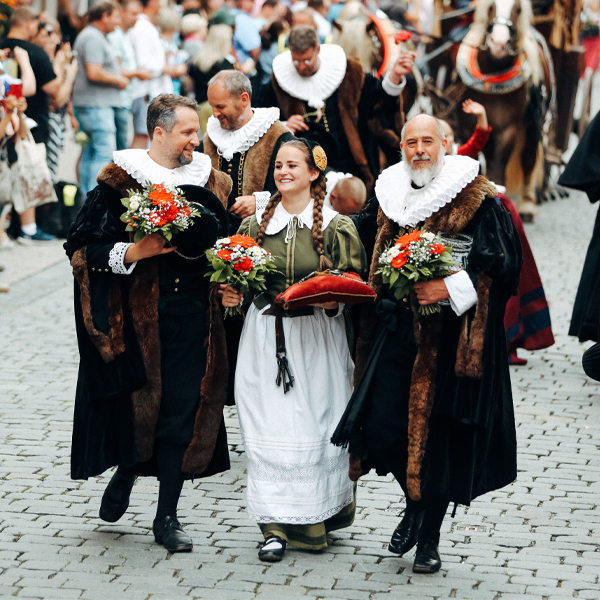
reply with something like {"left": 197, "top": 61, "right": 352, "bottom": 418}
{"left": 255, "top": 25, "right": 415, "bottom": 193}
{"left": 72, "top": 1, "right": 131, "bottom": 195}
{"left": 202, "top": 69, "right": 293, "bottom": 222}
{"left": 64, "top": 93, "right": 234, "bottom": 553}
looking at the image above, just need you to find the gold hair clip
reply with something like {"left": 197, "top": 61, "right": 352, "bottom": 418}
{"left": 312, "top": 145, "right": 327, "bottom": 171}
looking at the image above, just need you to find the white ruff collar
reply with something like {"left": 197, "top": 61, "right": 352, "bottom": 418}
{"left": 206, "top": 107, "right": 280, "bottom": 161}
{"left": 375, "top": 155, "right": 480, "bottom": 227}
{"left": 272, "top": 44, "right": 347, "bottom": 109}
{"left": 113, "top": 149, "right": 212, "bottom": 187}
{"left": 257, "top": 199, "right": 337, "bottom": 237}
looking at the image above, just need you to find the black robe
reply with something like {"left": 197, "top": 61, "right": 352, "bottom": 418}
{"left": 333, "top": 181, "right": 522, "bottom": 506}
{"left": 64, "top": 170, "right": 233, "bottom": 480}
{"left": 558, "top": 112, "right": 600, "bottom": 342}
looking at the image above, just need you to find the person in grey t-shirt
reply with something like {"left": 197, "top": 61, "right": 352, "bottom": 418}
{"left": 73, "top": 1, "right": 130, "bottom": 194}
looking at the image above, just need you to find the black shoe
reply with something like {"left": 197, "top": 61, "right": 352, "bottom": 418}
{"left": 388, "top": 508, "right": 425, "bottom": 555}
{"left": 153, "top": 515, "right": 193, "bottom": 553}
{"left": 258, "top": 536, "right": 286, "bottom": 562}
{"left": 99, "top": 470, "right": 137, "bottom": 522}
{"left": 413, "top": 538, "right": 442, "bottom": 573}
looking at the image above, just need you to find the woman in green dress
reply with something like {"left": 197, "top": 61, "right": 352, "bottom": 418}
{"left": 222, "top": 139, "right": 367, "bottom": 561}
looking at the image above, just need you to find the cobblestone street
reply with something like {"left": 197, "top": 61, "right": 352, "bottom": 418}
{"left": 1, "top": 188, "right": 599, "bottom": 600}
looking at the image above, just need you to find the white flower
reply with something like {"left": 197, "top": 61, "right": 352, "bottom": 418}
{"left": 129, "top": 199, "right": 140, "bottom": 211}
{"left": 422, "top": 232, "right": 435, "bottom": 242}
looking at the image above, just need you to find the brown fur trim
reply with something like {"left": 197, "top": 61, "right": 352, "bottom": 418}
{"left": 348, "top": 452, "right": 364, "bottom": 482}
{"left": 204, "top": 121, "right": 291, "bottom": 196}
{"left": 182, "top": 283, "right": 229, "bottom": 473}
{"left": 406, "top": 293, "right": 441, "bottom": 501}
{"left": 97, "top": 163, "right": 143, "bottom": 195}
{"left": 71, "top": 248, "right": 125, "bottom": 363}
{"left": 455, "top": 272, "right": 493, "bottom": 379}
{"left": 337, "top": 59, "right": 373, "bottom": 193}
{"left": 128, "top": 259, "right": 162, "bottom": 463}
{"left": 270, "top": 72, "right": 306, "bottom": 121}
{"left": 206, "top": 168, "right": 233, "bottom": 209}
{"left": 424, "top": 176, "right": 497, "bottom": 235}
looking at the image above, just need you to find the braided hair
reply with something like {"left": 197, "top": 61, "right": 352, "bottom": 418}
{"left": 257, "top": 139, "right": 333, "bottom": 271}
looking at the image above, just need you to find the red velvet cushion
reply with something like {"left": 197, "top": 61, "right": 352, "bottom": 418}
{"left": 275, "top": 271, "right": 376, "bottom": 310}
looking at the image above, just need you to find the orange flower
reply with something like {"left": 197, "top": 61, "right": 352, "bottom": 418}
{"left": 391, "top": 251, "right": 408, "bottom": 270}
{"left": 228, "top": 234, "right": 257, "bottom": 249}
{"left": 217, "top": 249, "right": 232, "bottom": 261}
{"left": 234, "top": 256, "right": 254, "bottom": 272}
{"left": 395, "top": 230, "right": 422, "bottom": 249}
{"left": 149, "top": 184, "right": 175, "bottom": 205}
{"left": 430, "top": 243, "right": 445, "bottom": 255}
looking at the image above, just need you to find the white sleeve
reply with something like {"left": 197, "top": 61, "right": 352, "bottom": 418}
{"left": 253, "top": 191, "right": 271, "bottom": 212}
{"left": 108, "top": 242, "right": 137, "bottom": 275}
{"left": 382, "top": 74, "right": 406, "bottom": 97}
{"left": 444, "top": 270, "right": 477, "bottom": 316}
{"left": 129, "top": 23, "right": 165, "bottom": 77}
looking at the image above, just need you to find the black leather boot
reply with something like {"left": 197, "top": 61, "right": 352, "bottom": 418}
{"left": 153, "top": 515, "right": 193, "bottom": 553}
{"left": 388, "top": 508, "right": 425, "bottom": 555}
{"left": 413, "top": 538, "right": 442, "bottom": 573}
{"left": 99, "top": 470, "right": 137, "bottom": 523}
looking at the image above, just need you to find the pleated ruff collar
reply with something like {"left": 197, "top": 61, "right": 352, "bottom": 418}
{"left": 257, "top": 199, "right": 337, "bottom": 240}
{"left": 206, "top": 107, "right": 281, "bottom": 161}
{"left": 375, "top": 155, "right": 480, "bottom": 227}
{"left": 272, "top": 44, "right": 347, "bottom": 109}
{"left": 113, "top": 149, "right": 212, "bottom": 187}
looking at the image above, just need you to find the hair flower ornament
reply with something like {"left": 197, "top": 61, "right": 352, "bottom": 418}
{"left": 312, "top": 145, "right": 327, "bottom": 172}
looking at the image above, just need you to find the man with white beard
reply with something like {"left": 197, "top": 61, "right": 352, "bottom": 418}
{"left": 332, "top": 114, "right": 522, "bottom": 574}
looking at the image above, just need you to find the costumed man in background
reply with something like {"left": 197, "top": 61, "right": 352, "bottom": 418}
{"left": 332, "top": 114, "right": 522, "bottom": 573}
{"left": 202, "top": 69, "right": 294, "bottom": 226}
{"left": 255, "top": 25, "right": 415, "bottom": 192}
{"left": 64, "top": 94, "right": 234, "bottom": 553}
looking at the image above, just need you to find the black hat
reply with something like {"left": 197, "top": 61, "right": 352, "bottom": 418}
{"left": 582, "top": 342, "right": 600, "bottom": 382}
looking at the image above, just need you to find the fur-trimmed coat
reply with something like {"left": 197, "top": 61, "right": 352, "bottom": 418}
{"left": 255, "top": 58, "right": 403, "bottom": 193}
{"left": 333, "top": 176, "right": 522, "bottom": 505}
{"left": 65, "top": 164, "right": 233, "bottom": 480}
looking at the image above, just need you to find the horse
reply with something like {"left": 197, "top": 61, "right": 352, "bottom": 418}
{"left": 451, "top": 0, "right": 554, "bottom": 221}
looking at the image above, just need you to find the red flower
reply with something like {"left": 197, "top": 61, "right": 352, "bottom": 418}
{"left": 395, "top": 230, "right": 422, "bottom": 249}
{"left": 430, "top": 243, "right": 445, "bottom": 255}
{"left": 149, "top": 184, "right": 175, "bottom": 206}
{"left": 391, "top": 252, "right": 408, "bottom": 270}
{"left": 164, "top": 204, "right": 179, "bottom": 222}
{"left": 228, "top": 234, "right": 257, "bottom": 249}
{"left": 217, "top": 249, "right": 232, "bottom": 261}
{"left": 395, "top": 30, "right": 412, "bottom": 44}
{"left": 234, "top": 256, "right": 254, "bottom": 273}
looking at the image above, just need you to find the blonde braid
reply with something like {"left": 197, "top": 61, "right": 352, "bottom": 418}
{"left": 311, "top": 174, "right": 333, "bottom": 271}
{"left": 256, "top": 192, "right": 282, "bottom": 246}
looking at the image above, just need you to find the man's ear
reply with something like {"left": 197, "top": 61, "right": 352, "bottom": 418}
{"left": 441, "top": 138, "right": 448, "bottom": 152}
{"left": 241, "top": 92, "right": 250, "bottom": 107}
{"left": 153, "top": 126, "right": 163, "bottom": 141}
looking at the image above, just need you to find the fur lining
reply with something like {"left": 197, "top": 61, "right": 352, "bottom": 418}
{"left": 203, "top": 121, "right": 291, "bottom": 196}
{"left": 206, "top": 168, "right": 233, "bottom": 208}
{"left": 455, "top": 272, "right": 493, "bottom": 378}
{"left": 128, "top": 259, "right": 162, "bottom": 463}
{"left": 97, "top": 163, "right": 142, "bottom": 195}
{"left": 182, "top": 283, "right": 229, "bottom": 473}
{"left": 406, "top": 292, "right": 441, "bottom": 501}
{"left": 71, "top": 248, "right": 125, "bottom": 363}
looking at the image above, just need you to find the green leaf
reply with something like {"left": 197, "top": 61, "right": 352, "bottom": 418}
{"left": 133, "top": 230, "right": 145, "bottom": 243}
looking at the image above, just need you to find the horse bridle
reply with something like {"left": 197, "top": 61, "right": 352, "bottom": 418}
{"left": 485, "top": 16, "right": 520, "bottom": 55}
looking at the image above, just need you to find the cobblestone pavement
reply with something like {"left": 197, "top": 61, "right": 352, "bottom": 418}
{"left": 1, "top": 189, "right": 599, "bottom": 600}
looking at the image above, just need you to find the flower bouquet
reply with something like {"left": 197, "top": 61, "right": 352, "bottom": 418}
{"left": 205, "top": 234, "right": 278, "bottom": 317}
{"left": 120, "top": 183, "right": 201, "bottom": 243}
{"left": 377, "top": 229, "right": 457, "bottom": 315}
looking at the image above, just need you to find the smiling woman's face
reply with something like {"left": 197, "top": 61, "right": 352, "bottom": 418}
{"left": 274, "top": 146, "right": 318, "bottom": 195}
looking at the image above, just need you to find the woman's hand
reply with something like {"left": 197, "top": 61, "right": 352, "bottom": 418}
{"left": 312, "top": 301, "right": 339, "bottom": 310}
{"left": 16, "top": 96, "right": 27, "bottom": 114}
{"left": 222, "top": 284, "right": 244, "bottom": 307}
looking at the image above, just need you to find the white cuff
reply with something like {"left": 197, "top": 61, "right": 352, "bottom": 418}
{"left": 253, "top": 191, "right": 271, "bottom": 212}
{"left": 382, "top": 74, "right": 406, "bottom": 97}
{"left": 108, "top": 242, "right": 137, "bottom": 275}
{"left": 445, "top": 270, "right": 477, "bottom": 316}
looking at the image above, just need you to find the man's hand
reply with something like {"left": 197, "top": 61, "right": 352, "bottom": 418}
{"left": 414, "top": 279, "right": 449, "bottom": 305}
{"left": 15, "top": 96, "right": 27, "bottom": 114}
{"left": 286, "top": 114, "right": 309, "bottom": 133}
{"left": 3, "top": 95, "right": 18, "bottom": 112}
{"left": 230, "top": 195, "right": 256, "bottom": 218}
{"left": 115, "top": 74, "right": 130, "bottom": 90}
{"left": 135, "top": 69, "right": 153, "bottom": 81}
{"left": 389, "top": 51, "right": 416, "bottom": 85}
{"left": 221, "top": 284, "right": 244, "bottom": 307}
{"left": 124, "top": 233, "right": 176, "bottom": 263}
